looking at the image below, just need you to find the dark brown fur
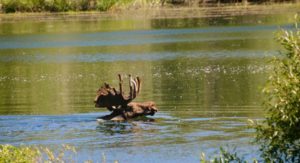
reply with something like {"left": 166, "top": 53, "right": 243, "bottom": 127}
{"left": 99, "top": 101, "right": 158, "bottom": 121}
{"left": 94, "top": 74, "right": 158, "bottom": 121}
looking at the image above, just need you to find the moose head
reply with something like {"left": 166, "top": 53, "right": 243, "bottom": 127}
{"left": 94, "top": 74, "right": 141, "bottom": 110}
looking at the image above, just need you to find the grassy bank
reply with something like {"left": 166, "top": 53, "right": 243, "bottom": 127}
{"left": 0, "top": 144, "right": 77, "bottom": 162}
{"left": 0, "top": 0, "right": 160, "bottom": 13}
{"left": 0, "top": 0, "right": 298, "bottom": 13}
{"left": 0, "top": 0, "right": 123, "bottom": 12}
{"left": 0, "top": 144, "right": 119, "bottom": 163}
{"left": 0, "top": 3, "right": 299, "bottom": 23}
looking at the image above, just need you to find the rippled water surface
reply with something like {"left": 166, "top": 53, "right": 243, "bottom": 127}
{"left": 0, "top": 12, "right": 295, "bottom": 162}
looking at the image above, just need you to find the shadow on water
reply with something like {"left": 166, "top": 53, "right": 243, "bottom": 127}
{"left": 95, "top": 117, "right": 156, "bottom": 136}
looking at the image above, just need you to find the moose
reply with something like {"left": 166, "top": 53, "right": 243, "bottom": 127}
{"left": 94, "top": 74, "right": 158, "bottom": 121}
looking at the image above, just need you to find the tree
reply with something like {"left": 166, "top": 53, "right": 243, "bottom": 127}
{"left": 253, "top": 16, "right": 300, "bottom": 162}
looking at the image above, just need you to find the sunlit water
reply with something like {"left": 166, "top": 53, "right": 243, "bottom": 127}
{"left": 0, "top": 12, "right": 295, "bottom": 162}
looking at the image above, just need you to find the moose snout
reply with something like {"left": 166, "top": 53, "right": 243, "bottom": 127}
{"left": 152, "top": 106, "right": 158, "bottom": 112}
{"left": 94, "top": 100, "right": 101, "bottom": 108}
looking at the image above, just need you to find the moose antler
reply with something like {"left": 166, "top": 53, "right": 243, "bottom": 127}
{"left": 94, "top": 74, "right": 141, "bottom": 111}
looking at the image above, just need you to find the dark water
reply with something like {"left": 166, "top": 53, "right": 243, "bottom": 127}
{"left": 0, "top": 13, "right": 294, "bottom": 162}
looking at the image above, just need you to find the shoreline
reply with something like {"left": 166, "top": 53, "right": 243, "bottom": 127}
{"left": 0, "top": 3, "right": 299, "bottom": 22}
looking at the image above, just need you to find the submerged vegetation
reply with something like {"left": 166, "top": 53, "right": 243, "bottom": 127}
{"left": 0, "top": 0, "right": 299, "bottom": 13}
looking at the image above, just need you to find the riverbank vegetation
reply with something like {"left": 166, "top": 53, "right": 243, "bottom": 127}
{"left": 253, "top": 17, "right": 300, "bottom": 162}
{"left": 201, "top": 17, "right": 300, "bottom": 162}
{"left": 0, "top": 144, "right": 40, "bottom": 163}
{"left": 0, "top": 0, "right": 299, "bottom": 13}
{"left": 0, "top": 144, "right": 78, "bottom": 163}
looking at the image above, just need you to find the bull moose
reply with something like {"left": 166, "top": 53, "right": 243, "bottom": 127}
{"left": 94, "top": 74, "right": 158, "bottom": 121}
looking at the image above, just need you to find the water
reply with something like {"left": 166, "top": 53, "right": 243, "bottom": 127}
{"left": 0, "top": 12, "right": 294, "bottom": 162}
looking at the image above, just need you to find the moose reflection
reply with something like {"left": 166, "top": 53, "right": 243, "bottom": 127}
{"left": 94, "top": 74, "right": 158, "bottom": 121}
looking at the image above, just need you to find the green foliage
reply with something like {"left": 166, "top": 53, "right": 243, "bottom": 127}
{"left": 253, "top": 17, "right": 300, "bottom": 162}
{"left": 0, "top": 0, "right": 119, "bottom": 12}
{"left": 0, "top": 144, "right": 40, "bottom": 163}
{"left": 0, "top": 144, "right": 77, "bottom": 162}
{"left": 96, "top": 0, "right": 118, "bottom": 11}
{"left": 203, "top": 16, "right": 300, "bottom": 163}
{"left": 0, "top": 0, "right": 69, "bottom": 12}
{"left": 1, "top": 0, "right": 38, "bottom": 12}
{"left": 0, "top": 0, "right": 299, "bottom": 13}
{"left": 200, "top": 147, "right": 255, "bottom": 163}
{"left": 44, "top": 0, "right": 71, "bottom": 12}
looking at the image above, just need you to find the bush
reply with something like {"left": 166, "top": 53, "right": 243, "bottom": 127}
{"left": 43, "top": 0, "right": 71, "bottom": 12}
{"left": 0, "top": 0, "right": 129, "bottom": 12}
{"left": 96, "top": 0, "right": 118, "bottom": 11}
{"left": 253, "top": 16, "right": 300, "bottom": 162}
{"left": 0, "top": 144, "right": 40, "bottom": 163}
{"left": 0, "top": 144, "right": 77, "bottom": 162}
{"left": 205, "top": 16, "right": 300, "bottom": 163}
{"left": 200, "top": 147, "right": 251, "bottom": 163}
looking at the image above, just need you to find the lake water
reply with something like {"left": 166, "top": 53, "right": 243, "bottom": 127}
{"left": 0, "top": 11, "right": 295, "bottom": 162}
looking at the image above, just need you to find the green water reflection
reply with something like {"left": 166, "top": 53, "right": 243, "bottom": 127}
{"left": 0, "top": 13, "right": 286, "bottom": 116}
{"left": 0, "top": 12, "right": 294, "bottom": 162}
{"left": 0, "top": 58, "right": 267, "bottom": 115}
